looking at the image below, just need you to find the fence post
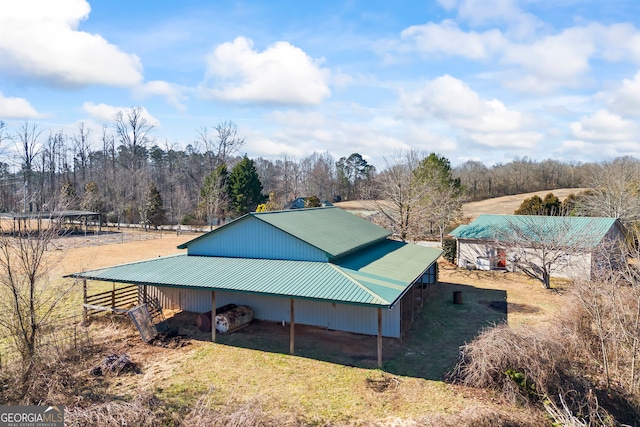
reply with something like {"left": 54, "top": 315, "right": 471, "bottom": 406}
{"left": 82, "top": 279, "right": 88, "bottom": 326}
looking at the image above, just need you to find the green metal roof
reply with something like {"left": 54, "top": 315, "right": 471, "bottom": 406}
{"left": 67, "top": 240, "right": 441, "bottom": 308}
{"left": 450, "top": 214, "right": 621, "bottom": 248}
{"left": 178, "top": 207, "right": 391, "bottom": 258}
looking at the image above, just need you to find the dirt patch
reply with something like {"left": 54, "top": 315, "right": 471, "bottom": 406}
{"left": 148, "top": 329, "right": 190, "bottom": 349}
{"left": 365, "top": 374, "right": 400, "bottom": 392}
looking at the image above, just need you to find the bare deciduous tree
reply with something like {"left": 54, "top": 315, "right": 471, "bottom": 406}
{"left": 13, "top": 121, "right": 43, "bottom": 191}
{"left": 577, "top": 156, "right": 640, "bottom": 226}
{"left": 0, "top": 215, "right": 73, "bottom": 386}
{"left": 495, "top": 216, "right": 605, "bottom": 289}
{"left": 196, "top": 120, "right": 245, "bottom": 169}
{"left": 369, "top": 150, "right": 431, "bottom": 242}
{"left": 113, "top": 106, "right": 155, "bottom": 171}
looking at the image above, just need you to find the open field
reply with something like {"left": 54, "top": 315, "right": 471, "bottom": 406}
{"left": 29, "top": 229, "right": 562, "bottom": 424}
{"left": 460, "top": 188, "right": 587, "bottom": 220}
{"left": 336, "top": 187, "right": 587, "bottom": 221}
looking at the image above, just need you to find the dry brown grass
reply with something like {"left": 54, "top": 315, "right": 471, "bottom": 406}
{"left": 460, "top": 188, "right": 587, "bottom": 220}
{"left": 335, "top": 188, "right": 587, "bottom": 221}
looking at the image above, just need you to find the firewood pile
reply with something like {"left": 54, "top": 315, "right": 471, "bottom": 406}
{"left": 90, "top": 353, "right": 140, "bottom": 376}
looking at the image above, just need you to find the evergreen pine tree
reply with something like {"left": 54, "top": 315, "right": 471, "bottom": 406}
{"left": 228, "top": 156, "right": 263, "bottom": 216}
{"left": 141, "top": 183, "right": 166, "bottom": 229}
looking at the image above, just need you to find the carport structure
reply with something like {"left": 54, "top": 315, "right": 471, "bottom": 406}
{"left": 0, "top": 210, "right": 101, "bottom": 234}
{"left": 68, "top": 207, "right": 441, "bottom": 367}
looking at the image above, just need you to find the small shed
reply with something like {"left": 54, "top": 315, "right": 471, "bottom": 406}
{"left": 450, "top": 214, "right": 624, "bottom": 279}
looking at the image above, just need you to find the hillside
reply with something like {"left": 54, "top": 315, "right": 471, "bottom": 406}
{"left": 461, "top": 188, "right": 587, "bottom": 220}
{"left": 336, "top": 188, "right": 587, "bottom": 221}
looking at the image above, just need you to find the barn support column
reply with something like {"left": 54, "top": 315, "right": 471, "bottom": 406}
{"left": 420, "top": 275, "right": 424, "bottom": 307}
{"left": 377, "top": 308, "right": 383, "bottom": 368}
{"left": 411, "top": 284, "right": 415, "bottom": 323}
{"left": 290, "top": 298, "right": 295, "bottom": 355}
{"left": 211, "top": 291, "right": 216, "bottom": 343}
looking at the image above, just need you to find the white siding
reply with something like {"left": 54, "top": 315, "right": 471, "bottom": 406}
{"left": 147, "top": 286, "right": 401, "bottom": 338}
{"left": 457, "top": 240, "right": 495, "bottom": 268}
{"left": 187, "top": 217, "right": 328, "bottom": 261}
{"left": 456, "top": 240, "right": 593, "bottom": 279}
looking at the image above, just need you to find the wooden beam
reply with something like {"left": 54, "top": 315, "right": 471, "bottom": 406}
{"left": 290, "top": 298, "right": 295, "bottom": 354}
{"left": 411, "top": 283, "right": 415, "bottom": 322}
{"left": 420, "top": 275, "right": 424, "bottom": 307}
{"left": 211, "top": 291, "right": 216, "bottom": 342}
{"left": 377, "top": 308, "right": 383, "bottom": 368}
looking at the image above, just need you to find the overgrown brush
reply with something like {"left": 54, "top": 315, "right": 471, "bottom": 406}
{"left": 449, "top": 318, "right": 635, "bottom": 426}
{"left": 66, "top": 393, "right": 168, "bottom": 427}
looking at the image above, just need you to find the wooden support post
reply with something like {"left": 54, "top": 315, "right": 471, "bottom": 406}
{"left": 377, "top": 308, "right": 383, "bottom": 368}
{"left": 411, "top": 284, "right": 415, "bottom": 322}
{"left": 420, "top": 275, "right": 424, "bottom": 307}
{"left": 111, "top": 282, "right": 116, "bottom": 311}
{"left": 211, "top": 291, "right": 216, "bottom": 342}
{"left": 82, "top": 279, "right": 88, "bottom": 326}
{"left": 290, "top": 298, "right": 295, "bottom": 355}
{"left": 143, "top": 285, "right": 148, "bottom": 304}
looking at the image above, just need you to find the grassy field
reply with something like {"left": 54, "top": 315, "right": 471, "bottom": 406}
{"left": 336, "top": 187, "right": 587, "bottom": 221}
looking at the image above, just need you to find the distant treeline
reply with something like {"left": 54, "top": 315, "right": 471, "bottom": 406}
{"left": 0, "top": 111, "right": 626, "bottom": 226}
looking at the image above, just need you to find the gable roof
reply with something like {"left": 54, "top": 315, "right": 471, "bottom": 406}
{"left": 450, "top": 214, "right": 621, "bottom": 248}
{"left": 67, "top": 242, "right": 442, "bottom": 309}
{"left": 178, "top": 207, "right": 391, "bottom": 259}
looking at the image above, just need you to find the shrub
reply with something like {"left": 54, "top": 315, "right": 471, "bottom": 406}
{"left": 442, "top": 238, "right": 456, "bottom": 264}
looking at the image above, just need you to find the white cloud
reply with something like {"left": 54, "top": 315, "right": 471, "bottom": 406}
{"left": 570, "top": 109, "right": 639, "bottom": 143}
{"left": 400, "top": 20, "right": 505, "bottom": 59}
{"left": 82, "top": 102, "right": 159, "bottom": 126}
{"left": 202, "top": 37, "right": 331, "bottom": 105}
{"left": 400, "top": 75, "right": 542, "bottom": 149}
{"left": 401, "top": 75, "right": 527, "bottom": 133}
{"left": 501, "top": 27, "right": 594, "bottom": 93}
{"left": 439, "top": 0, "right": 541, "bottom": 37}
{"left": 0, "top": 92, "right": 41, "bottom": 119}
{"left": 601, "top": 71, "right": 640, "bottom": 116}
{"left": 133, "top": 81, "right": 187, "bottom": 111}
{"left": 467, "top": 131, "right": 542, "bottom": 148}
{"left": 0, "top": 0, "right": 143, "bottom": 87}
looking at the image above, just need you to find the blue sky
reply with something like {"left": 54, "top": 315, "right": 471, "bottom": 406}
{"left": 2, "top": 0, "right": 640, "bottom": 168}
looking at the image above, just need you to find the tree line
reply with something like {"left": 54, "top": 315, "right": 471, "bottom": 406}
{"left": 1, "top": 108, "right": 637, "bottom": 229}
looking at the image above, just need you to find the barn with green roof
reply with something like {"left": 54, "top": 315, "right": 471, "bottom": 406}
{"left": 68, "top": 207, "right": 442, "bottom": 366}
{"left": 450, "top": 214, "right": 624, "bottom": 279}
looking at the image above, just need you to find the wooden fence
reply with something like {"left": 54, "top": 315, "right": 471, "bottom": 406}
{"left": 83, "top": 281, "right": 140, "bottom": 323}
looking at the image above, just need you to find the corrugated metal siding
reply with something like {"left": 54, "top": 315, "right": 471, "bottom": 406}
{"left": 296, "top": 299, "right": 400, "bottom": 338}
{"left": 187, "top": 216, "right": 328, "bottom": 261}
{"left": 150, "top": 287, "right": 400, "bottom": 338}
{"left": 214, "top": 291, "right": 289, "bottom": 321}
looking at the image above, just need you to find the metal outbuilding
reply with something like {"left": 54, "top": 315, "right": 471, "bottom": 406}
{"left": 68, "top": 207, "right": 441, "bottom": 367}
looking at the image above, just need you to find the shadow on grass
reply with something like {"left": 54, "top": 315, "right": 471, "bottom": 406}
{"left": 383, "top": 282, "right": 506, "bottom": 380}
{"left": 166, "top": 281, "right": 507, "bottom": 380}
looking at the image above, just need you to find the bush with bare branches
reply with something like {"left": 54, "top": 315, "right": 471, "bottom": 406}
{"left": 449, "top": 322, "right": 624, "bottom": 425}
